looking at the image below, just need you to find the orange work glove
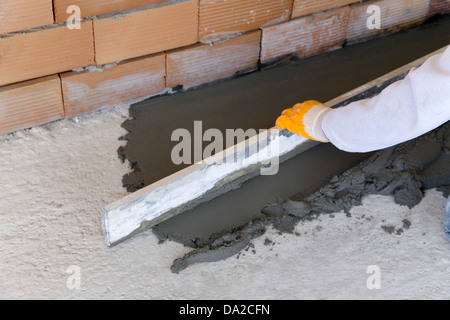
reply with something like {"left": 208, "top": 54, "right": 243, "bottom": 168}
{"left": 276, "top": 100, "right": 331, "bottom": 143}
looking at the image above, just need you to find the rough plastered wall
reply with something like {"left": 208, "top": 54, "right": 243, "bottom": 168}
{"left": 0, "top": 0, "right": 448, "bottom": 136}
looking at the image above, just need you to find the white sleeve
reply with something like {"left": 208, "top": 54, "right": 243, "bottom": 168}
{"left": 322, "top": 45, "right": 450, "bottom": 153}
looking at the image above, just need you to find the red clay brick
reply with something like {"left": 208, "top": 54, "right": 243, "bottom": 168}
{"left": 199, "top": 0, "right": 293, "bottom": 41}
{"left": 260, "top": 7, "right": 351, "bottom": 64}
{"left": 292, "top": 0, "right": 361, "bottom": 18}
{"left": 60, "top": 54, "right": 166, "bottom": 117}
{"left": 0, "top": 75, "right": 64, "bottom": 135}
{"left": 428, "top": 0, "right": 450, "bottom": 15}
{"left": 0, "top": 0, "right": 54, "bottom": 34}
{"left": 0, "top": 21, "right": 94, "bottom": 86}
{"left": 53, "top": 0, "right": 166, "bottom": 22}
{"left": 93, "top": 0, "right": 198, "bottom": 65}
{"left": 167, "top": 31, "right": 261, "bottom": 89}
{"left": 347, "top": 0, "right": 431, "bottom": 44}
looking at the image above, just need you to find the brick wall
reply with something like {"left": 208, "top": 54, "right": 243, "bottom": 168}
{"left": 428, "top": 0, "right": 450, "bottom": 16}
{"left": 0, "top": 0, "right": 442, "bottom": 135}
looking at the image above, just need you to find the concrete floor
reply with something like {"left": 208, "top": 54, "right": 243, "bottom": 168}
{"left": 0, "top": 104, "right": 448, "bottom": 300}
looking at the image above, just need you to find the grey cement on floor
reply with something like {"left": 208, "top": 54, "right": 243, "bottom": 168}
{"left": 120, "top": 16, "right": 450, "bottom": 190}
{"left": 118, "top": 16, "right": 450, "bottom": 271}
{"left": 166, "top": 121, "right": 449, "bottom": 273}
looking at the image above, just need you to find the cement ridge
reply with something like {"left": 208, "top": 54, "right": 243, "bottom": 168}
{"left": 118, "top": 17, "right": 450, "bottom": 273}
{"left": 169, "top": 122, "right": 449, "bottom": 273}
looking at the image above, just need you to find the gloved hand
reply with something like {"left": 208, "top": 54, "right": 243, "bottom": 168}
{"left": 276, "top": 100, "right": 331, "bottom": 143}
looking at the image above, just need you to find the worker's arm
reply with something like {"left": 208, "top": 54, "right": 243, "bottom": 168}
{"left": 277, "top": 46, "right": 450, "bottom": 153}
